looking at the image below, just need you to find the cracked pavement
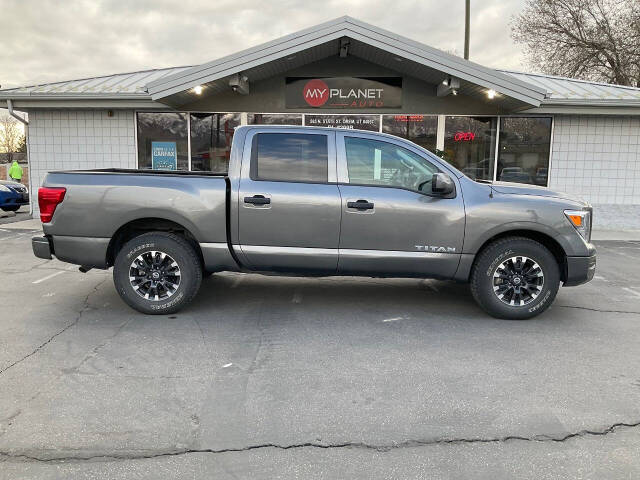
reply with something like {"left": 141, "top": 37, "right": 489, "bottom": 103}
{"left": 1, "top": 227, "right": 640, "bottom": 479}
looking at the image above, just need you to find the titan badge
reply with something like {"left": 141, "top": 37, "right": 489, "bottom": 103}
{"left": 415, "top": 245, "right": 457, "bottom": 253}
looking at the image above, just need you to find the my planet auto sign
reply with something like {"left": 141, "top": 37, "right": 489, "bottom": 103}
{"left": 286, "top": 77, "right": 402, "bottom": 109}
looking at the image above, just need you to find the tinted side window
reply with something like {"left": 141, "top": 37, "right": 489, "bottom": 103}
{"left": 344, "top": 136, "right": 438, "bottom": 192}
{"left": 252, "top": 133, "right": 328, "bottom": 182}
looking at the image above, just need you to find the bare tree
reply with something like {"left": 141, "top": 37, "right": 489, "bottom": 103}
{"left": 0, "top": 115, "right": 24, "bottom": 162}
{"left": 512, "top": 0, "right": 640, "bottom": 87}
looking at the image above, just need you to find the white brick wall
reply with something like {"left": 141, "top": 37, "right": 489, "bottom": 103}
{"left": 28, "top": 109, "right": 136, "bottom": 213}
{"left": 550, "top": 115, "right": 640, "bottom": 229}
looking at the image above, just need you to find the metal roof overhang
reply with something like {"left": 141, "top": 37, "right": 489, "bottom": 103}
{"left": 146, "top": 16, "right": 548, "bottom": 109}
{"left": 0, "top": 89, "right": 167, "bottom": 109}
{"left": 522, "top": 98, "right": 640, "bottom": 115}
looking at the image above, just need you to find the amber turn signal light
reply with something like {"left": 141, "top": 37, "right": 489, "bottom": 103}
{"left": 566, "top": 214, "right": 583, "bottom": 227}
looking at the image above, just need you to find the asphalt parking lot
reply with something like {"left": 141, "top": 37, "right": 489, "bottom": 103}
{"left": 1, "top": 225, "right": 640, "bottom": 479}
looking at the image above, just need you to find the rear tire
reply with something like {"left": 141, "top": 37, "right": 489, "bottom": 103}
{"left": 113, "top": 232, "right": 202, "bottom": 315}
{"left": 1, "top": 206, "right": 20, "bottom": 212}
{"left": 470, "top": 237, "right": 560, "bottom": 320}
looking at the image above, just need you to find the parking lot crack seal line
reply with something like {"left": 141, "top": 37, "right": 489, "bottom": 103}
{"left": 0, "top": 278, "right": 107, "bottom": 376}
{"left": 557, "top": 304, "right": 640, "bottom": 315}
{"left": 70, "top": 317, "right": 133, "bottom": 374}
{"left": 2, "top": 420, "right": 640, "bottom": 462}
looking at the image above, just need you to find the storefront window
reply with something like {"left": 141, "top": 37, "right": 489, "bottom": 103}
{"left": 190, "top": 113, "right": 241, "bottom": 173}
{"left": 137, "top": 113, "right": 188, "bottom": 170}
{"left": 497, "top": 117, "right": 552, "bottom": 186}
{"left": 248, "top": 113, "right": 302, "bottom": 125}
{"left": 304, "top": 114, "right": 380, "bottom": 131}
{"left": 382, "top": 115, "right": 438, "bottom": 152}
{"left": 443, "top": 116, "right": 497, "bottom": 181}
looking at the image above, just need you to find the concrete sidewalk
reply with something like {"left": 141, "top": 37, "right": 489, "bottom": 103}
{"left": 0, "top": 218, "right": 42, "bottom": 230}
{"left": 591, "top": 229, "right": 640, "bottom": 241}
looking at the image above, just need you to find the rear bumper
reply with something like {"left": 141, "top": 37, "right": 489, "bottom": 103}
{"left": 32, "top": 234, "right": 109, "bottom": 268}
{"left": 32, "top": 236, "right": 53, "bottom": 260}
{"left": 564, "top": 254, "right": 596, "bottom": 286}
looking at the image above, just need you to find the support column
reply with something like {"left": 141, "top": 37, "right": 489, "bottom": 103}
{"left": 436, "top": 115, "right": 445, "bottom": 151}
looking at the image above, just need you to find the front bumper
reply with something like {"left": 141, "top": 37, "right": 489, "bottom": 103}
{"left": 564, "top": 254, "right": 596, "bottom": 286}
{"left": 32, "top": 236, "right": 53, "bottom": 260}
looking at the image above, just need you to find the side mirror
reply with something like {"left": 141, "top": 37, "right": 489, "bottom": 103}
{"left": 432, "top": 172, "right": 455, "bottom": 196}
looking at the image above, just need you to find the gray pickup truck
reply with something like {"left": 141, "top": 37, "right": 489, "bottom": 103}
{"left": 32, "top": 125, "right": 595, "bottom": 319}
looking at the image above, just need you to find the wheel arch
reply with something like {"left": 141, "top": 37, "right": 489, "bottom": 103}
{"left": 471, "top": 229, "right": 568, "bottom": 282}
{"left": 106, "top": 217, "right": 204, "bottom": 268}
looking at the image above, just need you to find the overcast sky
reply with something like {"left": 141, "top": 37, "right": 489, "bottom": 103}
{"left": 0, "top": 0, "right": 530, "bottom": 90}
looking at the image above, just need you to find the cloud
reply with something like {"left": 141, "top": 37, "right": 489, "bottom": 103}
{"left": 0, "top": 0, "right": 527, "bottom": 89}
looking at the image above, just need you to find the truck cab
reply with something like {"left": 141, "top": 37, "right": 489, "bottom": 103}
{"left": 230, "top": 126, "right": 464, "bottom": 278}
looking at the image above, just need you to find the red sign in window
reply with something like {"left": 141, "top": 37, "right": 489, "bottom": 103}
{"left": 393, "top": 115, "right": 425, "bottom": 122}
{"left": 454, "top": 131, "right": 476, "bottom": 141}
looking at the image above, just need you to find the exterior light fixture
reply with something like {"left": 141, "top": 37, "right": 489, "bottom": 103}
{"left": 193, "top": 85, "right": 203, "bottom": 95}
{"left": 437, "top": 76, "right": 460, "bottom": 97}
{"left": 487, "top": 89, "right": 496, "bottom": 99}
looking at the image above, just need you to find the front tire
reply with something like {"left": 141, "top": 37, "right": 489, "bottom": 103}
{"left": 1, "top": 206, "right": 20, "bottom": 212}
{"left": 113, "top": 232, "right": 202, "bottom": 315}
{"left": 470, "top": 237, "right": 560, "bottom": 320}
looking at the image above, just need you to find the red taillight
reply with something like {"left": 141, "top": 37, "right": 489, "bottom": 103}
{"left": 38, "top": 187, "right": 66, "bottom": 223}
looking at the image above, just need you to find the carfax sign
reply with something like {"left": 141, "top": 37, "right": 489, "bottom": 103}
{"left": 151, "top": 141, "right": 177, "bottom": 170}
{"left": 286, "top": 77, "right": 402, "bottom": 109}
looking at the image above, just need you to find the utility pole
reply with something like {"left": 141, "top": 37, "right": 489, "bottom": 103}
{"left": 464, "top": 0, "right": 470, "bottom": 60}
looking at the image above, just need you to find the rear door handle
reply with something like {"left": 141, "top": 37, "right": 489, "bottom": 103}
{"left": 347, "top": 199, "right": 374, "bottom": 210}
{"left": 244, "top": 195, "right": 271, "bottom": 205}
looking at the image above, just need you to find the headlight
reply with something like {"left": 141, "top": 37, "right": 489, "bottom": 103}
{"left": 564, "top": 209, "right": 592, "bottom": 242}
{"left": 0, "top": 185, "right": 10, "bottom": 192}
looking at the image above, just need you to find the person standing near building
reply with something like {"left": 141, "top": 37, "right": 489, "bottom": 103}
{"left": 8, "top": 160, "right": 23, "bottom": 184}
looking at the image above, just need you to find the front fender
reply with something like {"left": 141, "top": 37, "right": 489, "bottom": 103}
{"left": 464, "top": 220, "right": 574, "bottom": 256}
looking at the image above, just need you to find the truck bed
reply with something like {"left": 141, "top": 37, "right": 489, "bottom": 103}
{"left": 40, "top": 169, "right": 230, "bottom": 268}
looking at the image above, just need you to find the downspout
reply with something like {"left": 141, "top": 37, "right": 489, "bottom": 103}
{"left": 7, "top": 99, "right": 33, "bottom": 217}
{"left": 7, "top": 99, "right": 28, "bottom": 125}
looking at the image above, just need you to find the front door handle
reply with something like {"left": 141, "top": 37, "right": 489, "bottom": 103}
{"left": 347, "top": 199, "right": 374, "bottom": 210}
{"left": 244, "top": 195, "right": 271, "bottom": 205}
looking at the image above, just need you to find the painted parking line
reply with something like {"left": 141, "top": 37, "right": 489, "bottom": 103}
{"left": 32, "top": 271, "right": 65, "bottom": 284}
{"left": 622, "top": 287, "right": 640, "bottom": 299}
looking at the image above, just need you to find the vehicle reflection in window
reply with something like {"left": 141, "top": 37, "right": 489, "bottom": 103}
{"left": 442, "top": 116, "right": 497, "bottom": 181}
{"left": 497, "top": 117, "right": 552, "bottom": 186}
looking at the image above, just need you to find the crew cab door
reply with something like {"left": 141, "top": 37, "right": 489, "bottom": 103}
{"left": 237, "top": 128, "right": 340, "bottom": 273}
{"left": 335, "top": 131, "right": 465, "bottom": 278}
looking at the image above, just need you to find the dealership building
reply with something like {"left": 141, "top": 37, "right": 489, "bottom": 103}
{"left": 2, "top": 17, "right": 640, "bottom": 228}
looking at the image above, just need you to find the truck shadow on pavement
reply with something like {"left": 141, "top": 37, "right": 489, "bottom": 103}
{"left": 181, "top": 273, "right": 562, "bottom": 325}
